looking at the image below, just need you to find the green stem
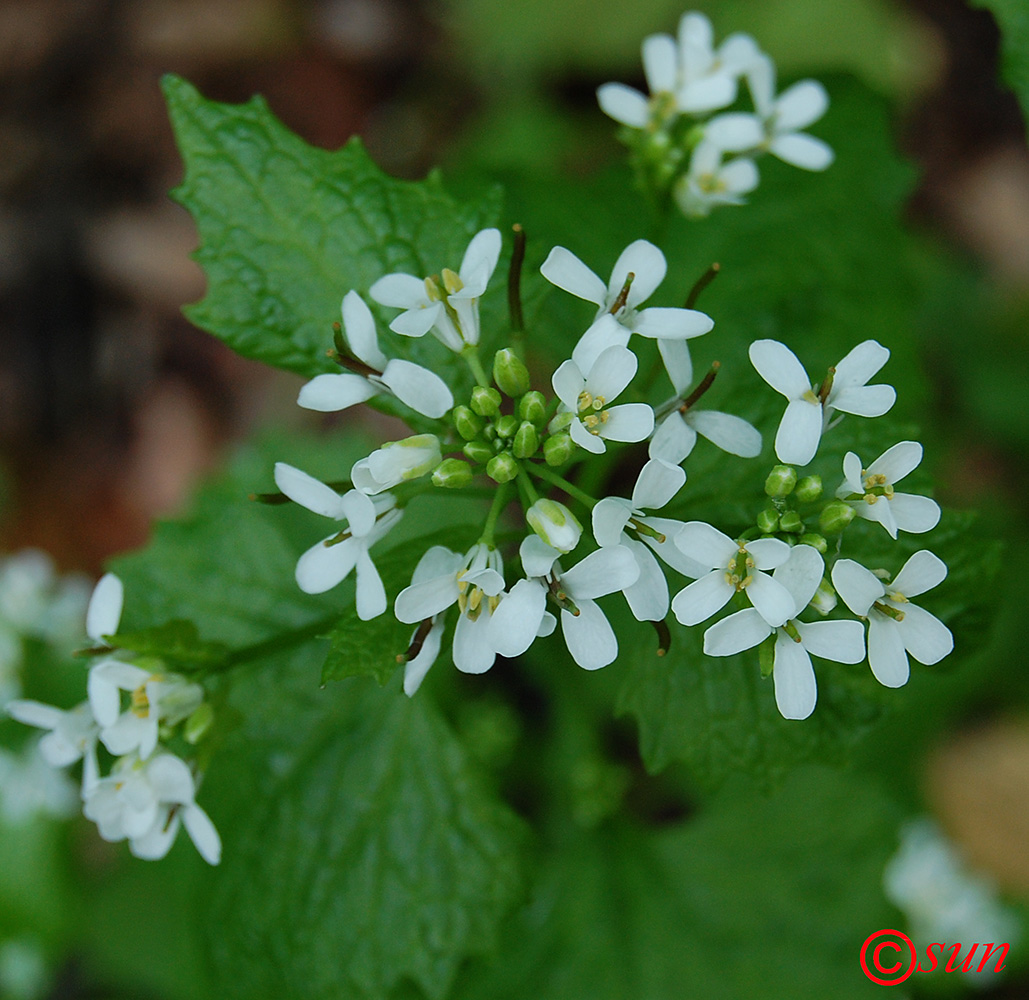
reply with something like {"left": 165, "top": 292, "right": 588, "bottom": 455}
{"left": 527, "top": 463, "right": 598, "bottom": 509}
{"left": 479, "top": 481, "right": 512, "bottom": 546}
{"left": 462, "top": 346, "right": 490, "bottom": 388}
{"left": 517, "top": 467, "right": 540, "bottom": 506}
{"left": 217, "top": 614, "right": 339, "bottom": 672}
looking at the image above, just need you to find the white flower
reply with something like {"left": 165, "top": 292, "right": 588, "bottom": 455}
{"left": 597, "top": 32, "right": 680, "bottom": 128}
{"left": 395, "top": 544, "right": 506, "bottom": 677}
{"left": 702, "top": 544, "right": 865, "bottom": 719}
{"left": 540, "top": 239, "right": 713, "bottom": 377}
{"left": 832, "top": 551, "right": 953, "bottom": 688}
{"left": 526, "top": 499, "right": 582, "bottom": 554}
{"left": 672, "top": 524, "right": 795, "bottom": 627}
{"left": 552, "top": 345, "right": 654, "bottom": 455}
{"left": 747, "top": 54, "right": 833, "bottom": 171}
{"left": 675, "top": 12, "right": 761, "bottom": 114}
{"left": 674, "top": 140, "right": 759, "bottom": 219}
{"left": 650, "top": 406, "right": 762, "bottom": 462}
{"left": 749, "top": 339, "right": 896, "bottom": 466}
{"left": 297, "top": 292, "right": 453, "bottom": 419}
{"left": 5, "top": 701, "right": 99, "bottom": 788}
{"left": 351, "top": 434, "right": 442, "bottom": 495}
{"left": 369, "top": 229, "right": 501, "bottom": 351}
{"left": 836, "top": 442, "right": 941, "bottom": 539}
{"left": 83, "top": 752, "right": 221, "bottom": 865}
{"left": 592, "top": 459, "right": 702, "bottom": 621}
{"left": 0, "top": 741, "right": 78, "bottom": 824}
{"left": 85, "top": 571, "right": 124, "bottom": 644}
{"left": 274, "top": 463, "right": 402, "bottom": 615}
{"left": 487, "top": 538, "right": 638, "bottom": 670}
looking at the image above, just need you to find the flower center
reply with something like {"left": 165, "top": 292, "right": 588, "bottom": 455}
{"left": 860, "top": 471, "right": 894, "bottom": 505}
{"left": 577, "top": 392, "right": 610, "bottom": 435}
{"left": 724, "top": 546, "right": 755, "bottom": 592}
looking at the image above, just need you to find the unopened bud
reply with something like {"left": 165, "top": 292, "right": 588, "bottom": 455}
{"left": 795, "top": 475, "right": 823, "bottom": 503}
{"left": 819, "top": 500, "right": 856, "bottom": 534}
{"left": 471, "top": 385, "right": 502, "bottom": 418}
{"left": 432, "top": 458, "right": 473, "bottom": 489}
{"left": 453, "top": 405, "right": 484, "bottom": 441}
{"left": 811, "top": 578, "right": 838, "bottom": 616}
{"left": 513, "top": 421, "right": 539, "bottom": 459}
{"left": 518, "top": 390, "right": 546, "bottom": 425}
{"left": 544, "top": 433, "right": 575, "bottom": 466}
{"left": 799, "top": 533, "right": 827, "bottom": 554}
{"left": 495, "top": 414, "right": 519, "bottom": 439}
{"left": 527, "top": 498, "right": 582, "bottom": 553}
{"left": 493, "top": 348, "right": 531, "bottom": 397}
{"left": 764, "top": 464, "right": 797, "bottom": 497}
{"left": 184, "top": 702, "right": 215, "bottom": 745}
{"left": 463, "top": 440, "right": 493, "bottom": 465}
{"left": 486, "top": 452, "right": 518, "bottom": 484}
{"left": 756, "top": 508, "right": 779, "bottom": 534}
{"left": 779, "top": 511, "right": 804, "bottom": 534}
{"left": 548, "top": 411, "right": 573, "bottom": 434}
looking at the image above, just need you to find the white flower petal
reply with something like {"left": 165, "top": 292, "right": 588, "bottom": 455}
{"left": 747, "top": 53, "right": 776, "bottom": 117}
{"left": 600, "top": 403, "right": 654, "bottom": 443}
{"left": 675, "top": 521, "right": 736, "bottom": 569}
{"left": 274, "top": 463, "right": 347, "bottom": 519}
{"left": 87, "top": 573, "right": 124, "bottom": 641}
{"left": 703, "top": 608, "right": 770, "bottom": 656}
{"left": 355, "top": 550, "right": 387, "bottom": 621}
{"left": 596, "top": 83, "right": 650, "bottom": 128}
{"left": 298, "top": 373, "right": 378, "bottom": 413}
{"left": 746, "top": 537, "right": 792, "bottom": 570}
{"left": 631, "top": 458, "right": 685, "bottom": 511}
{"left": 642, "top": 33, "right": 677, "bottom": 93}
{"left": 489, "top": 579, "right": 547, "bottom": 658}
{"left": 671, "top": 571, "right": 732, "bottom": 625}
{"left": 796, "top": 620, "right": 866, "bottom": 664}
{"left": 747, "top": 572, "right": 796, "bottom": 627}
{"left": 891, "top": 550, "right": 948, "bottom": 598}
{"left": 592, "top": 497, "right": 634, "bottom": 547}
{"left": 341, "top": 290, "right": 387, "bottom": 369}
{"left": 897, "top": 604, "right": 953, "bottom": 665}
{"left": 830, "top": 384, "right": 896, "bottom": 418}
{"left": 609, "top": 240, "right": 666, "bottom": 307}
{"left": 772, "top": 637, "right": 817, "bottom": 720}
{"left": 621, "top": 540, "right": 669, "bottom": 621}
{"left": 649, "top": 412, "right": 696, "bottom": 463}
{"left": 130, "top": 814, "right": 179, "bottom": 860}
{"left": 772, "top": 543, "right": 824, "bottom": 613}
{"left": 295, "top": 536, "right": 360, "bottom": 595}
{"left": 720, "top": 158, "right": 760, "bottom": 195}
{"left": 769, "top": 133, "right": 834, "bottom": 171}
{"left": 369, "top": 273, "right": 427, "bottom": 309}
{"left": 890, "top": 494, "right": 941, "bottom": 535}
{"left": 869, "top": 441, "right": 922, "bottom": 484}
{"left": 570, "top": 416, "right": 607, "bottom": 454}
{"left": 540, "top": 246, "right": 607, "bottom": 304}
{"left": 394, "top": 572, "right": 459, "bottom": 624}
{"left": 657, "top": 338, "right": 694, "bottom": 394}
{"left": 519, "top": 535, "right": 560, "bottom": 578}
{"left": 562, "top": 546, "right": 639, "bottom": 600}
{"left": 831, "top": 559, "right": 884, "bottom": 616}
{"left": 460, "top": 228, "right": 502, "bottom": 286}
{"left": 552, "top": 358, "right": 585, "bottom": 409}
{"left": 833, "top": 340, "right": 889, "bottom": 387}
{"left": 775, "top": 80, "right": 829, "bottom": 131}
{"left": 774, "top": 398, "right": 822, "bottom": 465}
{"left": 6, "top": 700, "right": 62, "bottom": 730}
{"left": 868, "top": 617, "right": 909, "bottom": 687}
{"left": 389, "top": 304, "right": 442, "bottom": 339}
{"left": 687, "top": 410, "right": 762, "bottom": 457}
{"left": 453, "top": 612, "right": 497, "bottom": 675}
{"left": 678, "top": 74, "right": 737, "bottom": 113}
{"left": 638, "top": 518, "right": 708, "bottom": 578}
{"left": 182, "top": 802, "right": 222, "bottom": 865}
{"left": 403, "top": 618, "right": 445, "bottom": 696}
{"left": 571, "top": 315, "right": 630, "bottom": 373}
{"left": 586, "top": 345, "right": 637, "bottom": 401}
{"left": 633, "top": 306, "right": 713, "bottom": 342}
{"left": 705, "top": 113, "right": 763, "bottom": 151}
{"left": 376, "top": 360, "right": 452, "bottom": 418}
{"left": 411, "top": 546, "right": 464, "bottom": 585}
{"left": 146, "top": 754, "right": 196, "bottom": 803}
{"left": 561, "top": 600, "right": 618, "bottom": 670}
{"left": 749, "top": 340, "right": 811, "bottom": 399}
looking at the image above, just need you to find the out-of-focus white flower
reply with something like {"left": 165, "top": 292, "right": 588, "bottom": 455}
{"left": 675, "top": 12, "right": 761, "bottom": 114}
{"left": 5, "top": 701, "right": 99, "bottom": 790}
{"left": 597, "top": 32, "right": 680, "bottom": 128}
{"left": 83, "top": 752, "right": 221, "bottom": 865}
{"left": 836, "top": 442, "right": 941, "bottom": 539}
{"left": 702, "top": 544, "right": 865, "bottom": 719}
{"left": 370, "top": 229, "right": 501, "bottom": 350}
{"left": 0, "top": 741, "right": 78, "bottom": 824}
{"left": 297, "top": 292, "right": 453, "bottom": 419}
{"left": 552, "top": 346, "right": 654, "bottom": 455}
{"left": 672, "top": 524, "right": 795, "bottom": 627}
{"left": 749, "top": 339, "right": 896, "bottom": 466}
{"left": 274, "top": 463, "right": 402, "bottom": 615}
{"left": 540, "top": 239, "right": 712, "bottom": 377}
{"left": 747, "top": 54, "right": 833, "bottom": 171}
{"left": 351, "top": 435, "right": 442, "bottom": 495}
{"left": 674, "top": 140, "right": 759, "bottom": 218}
{"left": 832, "top": 551, "right": 953, "bottom": 688}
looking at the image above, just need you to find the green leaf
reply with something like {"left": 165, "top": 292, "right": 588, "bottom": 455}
{"left": 456, "top": 766, "right": 896, "bottom": 1000}
{"left": 162, "top": 75, "right": 503, "bottom": 381}
{"left": 204, "top": 669, "right": 525, "bottom": 1000}
{"left": 970, "top": 0, "right": 1029, "bottom": 128}
{"left": 106, "top": 620, "right": 229, "bottom": 669}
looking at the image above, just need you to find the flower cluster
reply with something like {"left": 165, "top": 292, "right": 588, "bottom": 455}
{"left": 6, "top": 574, "right": 221, "bottom": 864}
{"left": 597, "top": 10, "right": 833, "bottom": 217}
{"left": 273, "top": 211, "right": 952, "bottom": 721}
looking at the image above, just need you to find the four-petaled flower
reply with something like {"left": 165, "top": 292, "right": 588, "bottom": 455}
{"left": 297, "top": 291, "right": 453, "bottom": 419}
{"left": 274, "top": 463, "right": 402, "bottom": 616}
{"left": 552, "top": 346, "right": 655, "bottom": 454}
{"left": 832, "top": 551, "right": 953, "bottom": 689}
{"left": 674, "top": 140, "right": 759, "bottom": 219}
{"left": 703, "top": 543, "right": 865, "bottom": 720}
{"left": 369, "top": 229, "right": 501, "bottom": 351}
{"left": 836, "top": 441, "right": 941, "bottom": 539}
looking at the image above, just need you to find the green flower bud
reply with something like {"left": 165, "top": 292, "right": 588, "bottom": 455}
{"left": 432, "top": 458, "right": 474, "bottom": 489}
{"left": 764, "top": 464, "right": 797, "bottom": 497}
{"left": 463, "top": 440, "right": 493, "bottom": 465}
{"left": 548, "top": 411, "right": 573, "bottom": 434}
{"left": 819, "top": 499, "right": 856, "bottom": 534}
{"left": 756, "top": 508, "right": 780, "bottom": 534}
{"left": 795, "top": 475, "right": 823, "bottom": 503}
{"left": 471, "top": 385, "right": 502, "bottom": 418}
{"left": 518, "top": 390, "right": 546, "bottom": 425}
{"left": 779, "top": 510, "right": 804, "bottom": 534}
{"left": 799, "top": 533, "right": 827, "bottom": 554}
{"left": 527, "top": 498, "right": 582, "bottom": 552}
{"left": 493, "top": 348, "right": 531, "bottom": 397}
{"left": 486, "top": 452, "right": 518, "bottom": 484}
{"left": 544, "top": 433, "right": 575, "bottom": 466}
{"left": 184, "top": 702, "right": 215, "bottom": 745}
{"left": 453, "top": 405, "right": 484, "bottom": 441}
{"left": 513, "top": 421, "right": 540, "bottom": 459}
{"left": 495, "top": 414, "right": 519, "bottom": 439}
{"left": 811, "top": 578, "right": 838, "bottom": 616}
